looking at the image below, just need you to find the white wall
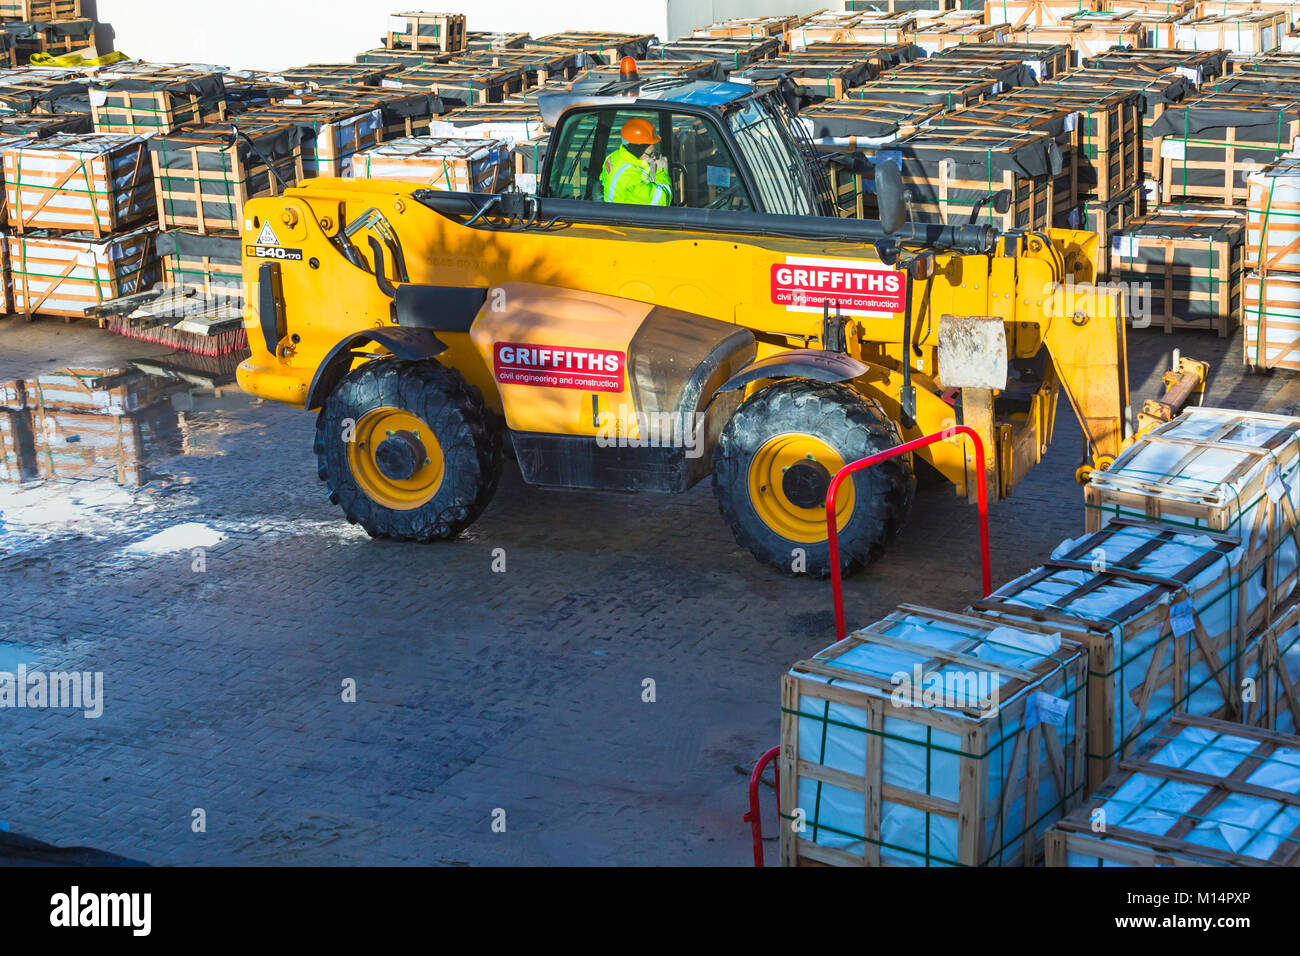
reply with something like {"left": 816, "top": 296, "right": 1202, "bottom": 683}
{"left": 91, "top": 1, "right": 827, "bottom": 72}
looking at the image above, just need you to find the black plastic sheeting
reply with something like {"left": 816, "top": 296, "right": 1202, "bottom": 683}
{"left": 0, "top": 111, "right": 90, "bottom": 136}
{"left": 156, "top": 230, "right": 242, "bottom": 265}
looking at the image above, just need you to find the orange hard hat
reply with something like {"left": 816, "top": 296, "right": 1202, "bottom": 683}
{"left": 620, "top": 117, "right": 659, "bottom": 145}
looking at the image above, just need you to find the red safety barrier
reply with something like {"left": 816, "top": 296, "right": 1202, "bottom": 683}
{"left": 826, "top": 426, "right": 992, "bottom": 642}
{"left": 743, "top": 745, "right": 781, "bottom": 867}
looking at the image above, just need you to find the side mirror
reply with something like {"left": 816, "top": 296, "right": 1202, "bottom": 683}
{"left": 875, "top": 159, "right": 906, "bottom": 236}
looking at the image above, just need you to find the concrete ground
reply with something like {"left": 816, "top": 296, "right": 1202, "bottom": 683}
{"left": 0, "top": 314, "right": 1295, "bottom": 865}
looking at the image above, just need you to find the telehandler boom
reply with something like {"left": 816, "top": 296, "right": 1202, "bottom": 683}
{"left": 236, "top": 76, "right": 1205, "bottom": 575}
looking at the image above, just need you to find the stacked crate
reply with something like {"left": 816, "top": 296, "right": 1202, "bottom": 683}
{"left": 780, "top": 606, "right": 1088, "bottom": 866}
{"left": 655, "top": 35, "right": 784, "bottom": 69}
{"left": 786, "top": 10, "right": 919, "bottom": 49}
{"left": 232, "top": 102, "right": 382, "bottom": 178}
{"left": 2, "top": 16, "right": 94, "bottom": 64}
{"left": 1046, "top": 716, "right": 1300, "bottom": 866}
{"left": 529, "top": 32, "right": 657, "bottom": 64}
{"left": 384, "top": 11, "right": 466, "bottom": 54}
{"left": 1244, "top": 155, "right": 1300, "bottom": 369}
{"left": 351, "top": 136, "right": 512, "bottom": 192}
{"left": 1, "top": 127, "right": 156, "bottom": 318}
{"left": 730, "top": 44, "right": 916, "bottom": 101}
{"left": 931, "top": 41, "right": 1073, "bottom": 80}
{"left": 378, "top": 63, "right": 522, "bottom": 108}
{"left": 89, "top": 67, "right": 227, "bottom": 135}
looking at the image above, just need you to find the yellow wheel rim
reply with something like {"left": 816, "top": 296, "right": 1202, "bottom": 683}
{"left": 346, "top": 407, "right": 444, "bottom": 510}
{"left": 747, "top": 433, "right": 854, "bottom": 544}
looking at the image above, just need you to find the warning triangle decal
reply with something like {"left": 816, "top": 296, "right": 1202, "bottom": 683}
{"left": 256, "top": 223, "right": 281, "bottom": 246}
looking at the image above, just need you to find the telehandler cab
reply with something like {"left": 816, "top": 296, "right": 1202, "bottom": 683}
{"left": 236, "top": 73, "right": 1206, "bottom": 576}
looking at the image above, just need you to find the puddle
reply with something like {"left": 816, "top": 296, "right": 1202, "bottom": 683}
{"left": 0, "top": 351, "right": 249, "bottom": 488}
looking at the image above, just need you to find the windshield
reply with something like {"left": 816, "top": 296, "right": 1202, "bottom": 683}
{"left": 727, "top": 98, "right": 819, "bottom": 217}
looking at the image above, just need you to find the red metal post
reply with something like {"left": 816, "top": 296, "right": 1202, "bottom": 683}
{"left": 743, "top": 745, "right": 781, "bottom": 867}
{"left": 826, "top": 426, "right": 991, "bottom": 642}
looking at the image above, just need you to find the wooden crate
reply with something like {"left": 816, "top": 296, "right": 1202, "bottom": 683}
{"left": 355, "top": 47, "right": 453, "bottom": 70}
{"left": 385, "top": 11, "right": 466, "bottom": 54}
{"left": 510, "top": 133, "right": 548, "bottom": 193}
{"left": 1082, "top": 47, "right": 1230, "bottom": 87}
{"left": 985, "top": 0, "right": 1100, "bottom": 25}
{"left": 353, "top": 136, "right": 512, "bottom": 192}
{"left": 655, "top": 36, "right": 784, "bottom": 68}
{"left": 530, "top": 32, "right": 657, "bottom": 64}
{"left": 1109, "top": 0, "right": 1197, "bottom": 14}
{"left": 1009, "top": 21, "right": 1147, "bottom": 63}
{"left": 571, "top": 58, "right": 726, "bottom": 86}
{"left": 1239, "top": 593, "right": 1300, "bottom": 733}
{"left": 1063, "top": 8, "right": 1182, "bottom": 47}
{"left": 1247, "top": 156, "right": 1300, "bottom": 274}
{"left": 434, "top": 104, "right": 545, "bottom": 144}
{"left": 8, "top": 18, "right": 94, "bottom": 63}
{"left": 272, "top": 63, "right": 398, "bottom": 91}
{"left": 284, "top": 85, "right": 442, "bottom": 141}
{"left": 235, "top": 104, "right": 382, "bottom": 178}
{"left": 732, "top": 58, "right": 877, "bottom": 101}
{"left": 932, "top": 41, "right": 1073, "bottom": 79}
{"left": 149, "top": 122, "right": 304, "bottom": 235}
{"left": 888, "top": 127, "right": 1062, "bottom": 230}
{"left": 974, "top": 517, "right": 1256, "bottom": 791}
{"left": 925, "top": 100, "right": 1080, "bottom": 221}
{"left": 89, "top": 69, "right": 226, "bottom": 135}
{"left": 787, "top": 12, "right": 919, "bottom": 49}
{"left": 381, "top": 64, "right": 519, "bottom": 107}
{"left": 804, "top": 98, "right": 947, "bottom": 152}
{"left": 465, "top": 31, "right": 531, "bottom": 52}
{"left": 7, "top": 225, "right": 158, "bottom": 318}
{"left": 780, "top": 605, "right": 1087, "bottom": 867}
{"left": 887, "top": 55, "right": 1038, "bottom": 88}
{"left": 0, "top": 408, "right": 35, "bottom": 482}
{"left": 1111, "top": 207, "right": 1244, "bottom": 334}
{"left": 472, "top": 49, "right": 585, "bottom": 88}
{"left": 698, "top": 14, "right": 803, "bottom": 39}
{"left": 1245, "top": 271, "right": 1300, "bottom": 369}
{"left": 1005, "top": 87, "right": 1141, "bottom": 200}
{"left": 912, "top": 22, "right": 1015, "bottom": 52}
{"left": 1084, "top": 407, "right": 1300, "bottom": 620}
{"left": 1175, "top": 11, "right": 1288, "bottom": 51}
{"left": 1045, "top": 715, "right": 1300, "bottom": 866}
{"left": 157, "top": 231, "right": 241, "bottom": 297}
{"left": 0, "top": 0, "right": 80, "bottom": 18}
{"left": 2, "top": 133, "right": 153, "bottom": 237}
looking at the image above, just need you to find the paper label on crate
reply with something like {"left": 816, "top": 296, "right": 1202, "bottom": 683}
{"left": 88, "top": 88, "right": 107, "bottom": 107}
{"left": 1170, "top": 599, "right": 1196, "bottom": 637}
{"left": 387, "top": 15, "right": 406, "bottom": 33}
{"left": 1112, "top": 236, "right": 1139, "bottom": 259}
{"left": 1162, "top": 139, "right": 1186, "bottom": 161}
{"left": 493, "top": 342, "right": 625, "bottom": 392}
{"left": 772, "top": 255, "right": 905, "bottom": 316}
{"left": 1266, "top": 468, "right": 1287, "bottom": 502}
{"left": 381, "top": 79, "right": 403, "bottom": 89}
{"left": 1175, "top": 65, "right": 1203, "bottom": 85}
{"left": 1025, "top": 692, "right": 1070, "bottom": 731}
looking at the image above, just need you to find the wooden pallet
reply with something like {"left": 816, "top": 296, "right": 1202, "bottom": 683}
{"left": 2, "top": 133, "right": 154, "bottom": 237}
{"left": 1156, "top": 93, "right": 1300, "bottom": 206}
{"left": 90, "top": 69, "right": 227, "bottom": 135}
{"left": 385, "top": 11, "right": 466, "bottom": 54}
{"left": 0, "top": 0, "right": 79, "bottom": 17}
{"left": 1245, "top": 271, "right": 1300, "bottom": 370}
{"left": 149, "top": 122, "right": 304, "bottom": 235}
{"left": 157, "top": 231, "right": 241, "bottom": 297}
{"left": 353, "top": 136, "right": 513, "bottom": 192}
{"left": 1111, "top": 206, "right": 1244, "bottom": 335}
{"left": 1239, "top": 593, "right": 1300, "bottom": 734}
{"left": 7, "top": 226, "right": 157, "bottom": 319}
{"left": 781, "top": 605, "right": 1087, "bottom": 867}
{"left": 973, "top": 517, "right": 1253, "bottom": 791}
{"left": 1045, "top": 715, "right": 1300, "bottom": 866}
{"left": 1176, "top": 11, "right": 1288, "bottom": 51}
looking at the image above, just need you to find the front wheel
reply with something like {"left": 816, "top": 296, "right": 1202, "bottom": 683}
{"left": 712, "top": 380, "right": 914, "bottom": 577}
{"left": 314, "top": 358, "right": 501, "bottom": 541}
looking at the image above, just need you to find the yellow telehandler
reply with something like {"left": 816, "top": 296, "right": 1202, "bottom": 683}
{"left": 236, "top": 75, "right": 1204, "bottom": 575}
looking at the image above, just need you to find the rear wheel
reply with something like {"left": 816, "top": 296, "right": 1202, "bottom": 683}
{"left": 712, "top": 380, "right": 914, "bottom": 577}
{"left": 315, "top": 358, "right": 501, "bottom": 540}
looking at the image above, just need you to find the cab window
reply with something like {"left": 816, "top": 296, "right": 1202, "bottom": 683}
{"left": 545, "top": 108, "right": 753, "bottom": 211}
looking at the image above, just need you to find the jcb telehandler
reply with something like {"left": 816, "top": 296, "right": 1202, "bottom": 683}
{"left": 236, "top": 74, "right": 1205, "bottom": 576}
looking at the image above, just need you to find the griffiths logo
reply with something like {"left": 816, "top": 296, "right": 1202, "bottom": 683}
{"left": 770, "top": 257, "right": 905, "bottom": 314}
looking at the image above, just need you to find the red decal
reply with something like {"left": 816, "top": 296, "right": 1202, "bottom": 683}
{"left": 493, "top": 341, "right": 625, "bottom": 392}
{"left": 770, "top": 262, "right": 905, "bottom": 312}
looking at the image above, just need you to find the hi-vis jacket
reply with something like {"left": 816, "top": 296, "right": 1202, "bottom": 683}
{"left": 600, "top": 145, "right": 671, "bottom": 206}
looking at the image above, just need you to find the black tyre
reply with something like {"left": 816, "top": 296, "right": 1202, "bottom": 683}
{"left": 712, "top": 380, "right": 914, "bottom": 577}
{"left": 314, "top": 358, "right": 501, "bottom": 541}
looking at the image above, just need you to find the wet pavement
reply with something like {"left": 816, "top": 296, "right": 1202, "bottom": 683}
{"left": 0, "top": 316, "right": 1297, "bottom": 865}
